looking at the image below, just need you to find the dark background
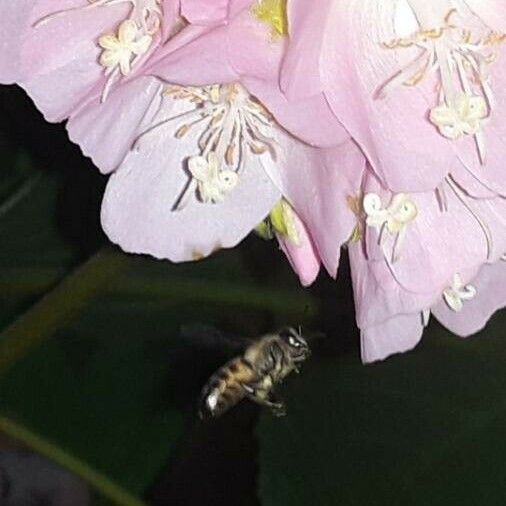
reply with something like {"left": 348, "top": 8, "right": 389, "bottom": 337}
{"left": 1, "top": 85, "right": 506, "bottom": 506}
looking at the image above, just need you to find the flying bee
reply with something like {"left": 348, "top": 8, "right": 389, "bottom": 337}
{"left": 199, "top": 327, "right": 310, "bottom": 419}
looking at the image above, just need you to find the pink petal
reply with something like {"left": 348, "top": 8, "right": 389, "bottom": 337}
{"left": 281, "top": 0, "right": 333, "bottom": 99}
{"left": 0, "top": 0, "right": 35, "bottom": 84}
{"left": 20, "top": 0, "right": 130, "bottom": 121}
{"left": 462, "top": 0, "right": 506, "bottom": 31}
{"left": 349, "top": 238, "right": 436, "bottom": 330}
{"left": 180, "top": 0, "right": 253, "bottom": 25}
{"left": 450, "top": 166, "right": 500, "bottom": 199}
{"left": 152, "top": 10, "right": 274, "bottom": 86}
{"left": 225, "top": 0, "right": 256, "bottom": 19}
{"left": 432, "top": 261, "right": 506, "bottom": 336}
{"left": 180, "top": 0, "right": 230, "bottom": 25}
{"left": 360, "top": 313, "right": 425, "bottom": 364}
{"left": 150, "top": 22, "right": 239, "bottom": 86}
{"left": 276, "top": 214, "right": 321, "bottom": 287}
{"left": 244, "top": 76, "right": 349, "bottom": 148}
{"left": 67, "top": 76, "right": 165, "bottom": 174}
{"left": 226, "top": 9, "right": 281, "bottom": 81}
{"left": 101, "top": 92, "right": 281, "bottom": 261}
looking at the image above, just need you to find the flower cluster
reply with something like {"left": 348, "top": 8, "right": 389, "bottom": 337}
{"left": 1, "top": 0, "right": 505, "bottom": 362}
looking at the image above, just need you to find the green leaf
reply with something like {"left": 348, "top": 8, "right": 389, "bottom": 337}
{"left": 258, "top": 313, "right": 506, "bottom": 506}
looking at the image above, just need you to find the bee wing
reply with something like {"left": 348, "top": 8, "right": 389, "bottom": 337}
{"left": 179, "top": 324, "right": 248, "bottom": 354}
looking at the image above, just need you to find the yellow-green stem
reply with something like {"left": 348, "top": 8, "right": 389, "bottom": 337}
{"left": 0, "top": 246, "right": 130, "bottom": 375}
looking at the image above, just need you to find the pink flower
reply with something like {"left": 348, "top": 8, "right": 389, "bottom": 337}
{"left": 1, "top": 1, "right": 505, "bottom": 363}
{"left": 283, "top": 0, "right": 506, "bottom": 195}
{"left": 82, "top": 9, "right": 357, "bottom": 262}
{"left": 348, "top": 165, "right": 506, "bottom": 362}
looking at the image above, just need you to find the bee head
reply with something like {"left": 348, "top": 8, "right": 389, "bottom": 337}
{"left": 278, "top": 327, "right": 310, "bottom": 362}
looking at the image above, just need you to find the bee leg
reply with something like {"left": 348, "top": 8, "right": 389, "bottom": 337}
{"left": 266, "top": 392, "right": 287, "bottom": 417}
{"left": 271, "top": 405, "right": 287, "bottom": 417}
{"left": 242, "top": 384, "right": 287, "bottom": 417}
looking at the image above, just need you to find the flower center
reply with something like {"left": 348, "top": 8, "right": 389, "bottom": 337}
{"left": 136, "top": 83, "right": 277, "bottom": 209}
{"left": 252, "top": 0, "right": 288, "bottom": 37}
{"left": 379, "top": 8, "right": 505, "bottom": 163}
{"left": 255, "top": 200, "right": 300, "bottom": 244}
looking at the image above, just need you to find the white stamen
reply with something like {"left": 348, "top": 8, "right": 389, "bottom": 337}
{"left": 187, "top": 153, "right": 239, "bottom": 205}
{"left": 363, "top": 192, "right": 418, "bottom": 262}
{"left": 430, "top": 94, "right": 487, "bottom": 139}
{"left": 443, "top": 273, "right": 476, "bottom": 312}
{"left": 99, "top": 20, "right": 152, "bottom": 76}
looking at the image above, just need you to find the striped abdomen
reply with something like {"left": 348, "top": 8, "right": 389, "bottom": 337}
{"left": 199, "top": 357, "right": 257, "bottom": 418}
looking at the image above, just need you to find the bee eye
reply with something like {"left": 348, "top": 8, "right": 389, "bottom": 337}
{"left": 288, "top": 336, "right": 300, "bottom": 348}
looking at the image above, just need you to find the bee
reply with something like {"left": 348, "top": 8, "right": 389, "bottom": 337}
{"left": 199, "top": 327, "right": 310, "bottom": 418}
